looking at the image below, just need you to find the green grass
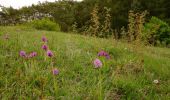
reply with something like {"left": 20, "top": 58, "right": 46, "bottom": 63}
{"left": 0, "top": 26, "right": 170, "bottom": 99}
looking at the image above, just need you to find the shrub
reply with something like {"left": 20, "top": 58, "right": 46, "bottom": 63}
{"left": 31, "top": 18, "right": 60, "bottom": 31}
{"left": 143, "top": 17, "right": 170, "bottom": 46}
{"left": 87, "top": 5, "right": 112, "bottom": 38}
{"left": 127, "top": 10, "right": 147, "bottom": 42}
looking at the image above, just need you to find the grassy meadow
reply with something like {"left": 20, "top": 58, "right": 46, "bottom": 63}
{"left": 0, "top": 26, "right": 170, "bottom": 99}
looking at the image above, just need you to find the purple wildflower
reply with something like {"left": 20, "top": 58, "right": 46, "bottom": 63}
{"left": 98, "top": 50, "right": 110, "bottom": 59}
{"left": 19, "top": 51, "right": 26, "bottom": 57}
{"left": 42, "top": 36, "right": 47, "bottom": 42}
{"left": 27, "top": 52, "right": 37, "bottom": 58}
{"left": 105, "top": 55, "right": 111, "bottom": 59}
{"left": 47, "top": 50, "right": 53, "bottom": 57}
{"left": 93, "top": 58, "right": 102, "bottom": 68}
{"left": 42, "top": 44, "right": 48, "bottom": 51}
{"left": 52, "top": 68, "right": 59, "bottom": 75}
{"left": 31, "top": 52, "right": 37, "bottom": 57}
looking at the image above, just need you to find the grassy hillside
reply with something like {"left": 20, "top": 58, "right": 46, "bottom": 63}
{"left": 0, "top": 26, "right": 170, "bottom": 99}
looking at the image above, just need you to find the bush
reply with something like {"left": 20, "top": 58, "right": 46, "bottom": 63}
{"left": 31, "top": 18, "right": 60, "bottom": 31}
{"left": 143, "top": 17, "right": 170, "bottom": 46}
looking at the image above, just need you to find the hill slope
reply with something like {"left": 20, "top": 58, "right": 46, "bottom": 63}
{"left": 0, "top": 26, "right": 170, "bottom": 99}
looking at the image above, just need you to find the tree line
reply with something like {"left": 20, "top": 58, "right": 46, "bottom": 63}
{"left": 0, "top": 0, "right": 170, "bottom": 33}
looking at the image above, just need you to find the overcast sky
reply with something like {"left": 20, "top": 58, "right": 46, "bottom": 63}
{"left": 0, "top": 0, "right": 82, "bottom": 9}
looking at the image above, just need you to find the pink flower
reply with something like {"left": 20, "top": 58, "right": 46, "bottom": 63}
{"left": 27, "top": 52, "right": 37, "bottom": 58}
{"left": 19, "top": 51, "right": 37, "bottom": 59}
{"left": 42, "top": 44, "right": 48, "bottom": 51}
{"left": 42, "top": 36, "right": 47, "bottom": 42}
{"left": 52, "top": 68, "right": 59, "bottom": 75}
{"left": 93, "top": 58, "right": 102, "bottom": 68}
{"left": 47, "top": 50, "right": 53, "bottom": 57}
{"left": 98, "top": 50, "right": 110, "bottom": 59}
{"left": 19, "top": 51, "right": 26, "bottom": 57}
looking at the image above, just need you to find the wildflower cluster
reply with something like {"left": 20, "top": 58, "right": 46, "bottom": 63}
{"left": 19, "top": 51, "right": 37, "bottom": 59}
{"left": 98, "top": 50, "right": 110, "bottom": 59}
{"left": 41, "top": 36, "right": 54, "bottom": 57}
{"left": 19, "top": 36, "right": 58, "bottom": 75}
{"left": 93, "top": 50, "right": 110, "bottom": 68}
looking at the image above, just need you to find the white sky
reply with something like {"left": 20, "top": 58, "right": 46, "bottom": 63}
{"left": 0, "top": 0, "right": 82, "bottom": 9}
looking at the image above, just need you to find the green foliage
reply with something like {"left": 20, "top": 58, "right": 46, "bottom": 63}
{"left": 30, "top": 18, "right": 60, "bottom": 31}
{"left": 143, "top": 17, "right": 170, "bottom": 46}
{"left": 0, "top": 28, "right": 4, "bottom": 36}
{"left": 0, "top": 31, "right": 3, "bottom": 36}
{"left": 127, "top": 10, "right": 147, "bottom": 42}
{"left": 1, "top": 0, "right": 170, "bottom": 48}
{"left": 1, "top": 0, "right": 170, "bottom": 34}
{"left": 87, "top": 5, "right": 112, "bottom": 38}
{"left": 88, "top": 4, "right": 100, "bottom": 37}
{"left": 52, "top": 1, "right": 75, "bottom": 32}
{"left": 101, "top": 7, "right": 112, "bottom": 38}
